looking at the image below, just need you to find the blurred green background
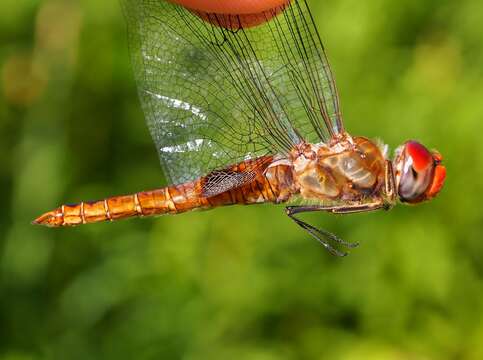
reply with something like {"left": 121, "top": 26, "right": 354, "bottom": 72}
{"left": 1, "top": 0, "right": 483, "bottom": 359}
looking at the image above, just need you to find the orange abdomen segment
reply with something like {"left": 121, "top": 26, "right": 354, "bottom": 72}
{"left": 33, "top": 158, "right": 297, "bottom": 227}
{"left": 169, "top": 0, "right": 291, "bottom": 29}
{"left": 190, "top": 7, "right": 288, "bottom": 29}
{"left": 32, "top": 182, "right": 209, "bottom": 227}
{"left": 168, "top": 0, "right": 291, "bottom": 14}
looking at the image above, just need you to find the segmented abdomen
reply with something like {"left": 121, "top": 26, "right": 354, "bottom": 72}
{"left": 33, "top": 156, "right": 296, "bottom": 227}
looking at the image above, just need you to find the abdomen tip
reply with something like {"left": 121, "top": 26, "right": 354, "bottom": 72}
{"left": 32, "top": 209, "right": 64, "bottom": 227}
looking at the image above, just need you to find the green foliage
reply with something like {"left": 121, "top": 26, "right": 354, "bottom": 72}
{"left": 1, "top": 0, "right": 482, "bottom": 359}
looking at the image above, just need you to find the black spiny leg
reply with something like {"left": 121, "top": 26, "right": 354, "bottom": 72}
{"left": 286, "top": 207, "right": 360, "bottom": 257}
{"left": 286, "top": 201, "right": 386, "bottom": 256}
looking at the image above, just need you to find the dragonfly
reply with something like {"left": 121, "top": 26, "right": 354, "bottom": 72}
{"left": 33, "top": 0, "right": 446, "bottom": 256}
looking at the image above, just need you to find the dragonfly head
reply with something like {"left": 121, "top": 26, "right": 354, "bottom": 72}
{"left": 394, "top": 141, "right": 446, "bottom": 204}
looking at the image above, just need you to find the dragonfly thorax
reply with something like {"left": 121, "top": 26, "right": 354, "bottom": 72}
{"left": 290, "top": 137, "right": 387, "bottom": 203}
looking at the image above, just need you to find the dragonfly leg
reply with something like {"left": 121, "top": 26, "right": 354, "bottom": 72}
{"left": 285, "top": 207, "right": 371, "bottom": 257}
{"left": 287, "top": 212, "right": 351, "bottom": 257}
{"left": 286, "top": 200, "right": 387, "bottom": 256}
{"left": 286, "top": 201, "right": 386, "bottom": 216}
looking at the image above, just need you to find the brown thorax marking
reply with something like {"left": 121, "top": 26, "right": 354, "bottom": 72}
{"left": 288, "top": 135, "right": 387, "bottom": 203}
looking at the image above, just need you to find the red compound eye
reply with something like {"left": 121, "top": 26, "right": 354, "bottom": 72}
{"left": 405, "top": 141, "right": 433, "bottom": 172}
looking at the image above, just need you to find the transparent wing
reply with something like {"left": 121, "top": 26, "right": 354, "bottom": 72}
{"left": 122, "top": 0, "right": 344, "bottom": 185}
